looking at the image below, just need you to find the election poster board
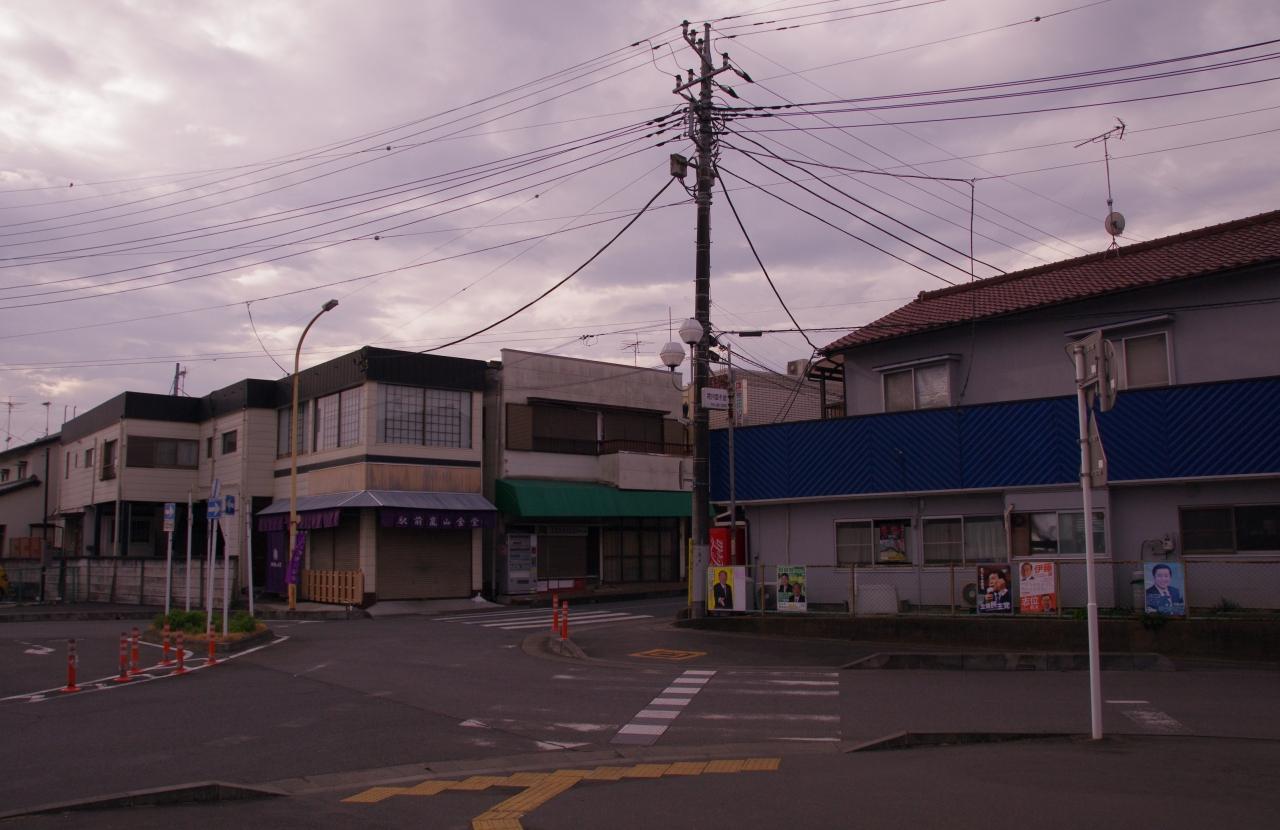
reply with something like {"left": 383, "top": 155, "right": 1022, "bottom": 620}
{"left": 708, "top": 566, "right": 746, "bottom": 612}
{"left": 976, "top": 564, "right": 1013, "bottom": 614}
{"left": 1018, "top": 561, "right": 1058, "bottom": 614}
{"left": 1143, "top": 562, "right": 1186, "bottom": 616}
{"left": 776, "top": 565, "right": 807, "bottom": 612}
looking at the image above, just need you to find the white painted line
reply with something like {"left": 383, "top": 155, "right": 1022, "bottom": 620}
{"left": 650, "top": 697, "right": 692, "bottom": 707}
{"left": 660, "top": 686, "right": 700, "bottom": 696}
{"left": 722, "top": 689, "right": 838, "bottom": 696}
{"left": 1122, "top": 709, "right": 1188, "bottom": 734}
{"left": 694, "top": 713, "right": 839, "bottom": 722}
{"left": 671, "top": 677, "right": 710, "bottom": 685}
{"left": 777, "top": 737, "right": 841, "bottom": 742}
{"left": 618, "top": 723, "right": 667, "bottom": 736}
{"left": 1106, "top": 699, "right": 1150, "bottom": 704}
{"left": 481, "top": 613, "right": 648, "bottom": 630}
{"left": 683, "top": 670, "right": 716, "bottom": 675}
{"left": 635, "top": 709, "right": 681, "bottom": 720}
{"left": 761, "top": 680, "right": 838, "bottom": 686}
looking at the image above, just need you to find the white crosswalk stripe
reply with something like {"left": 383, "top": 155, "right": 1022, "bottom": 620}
{"left": 434, "top": 607, "right": 652, "bottom": 631}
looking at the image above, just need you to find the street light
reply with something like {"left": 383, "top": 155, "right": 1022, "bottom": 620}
{"left": 663, "top": 318, "right": 710, "bottom": 617}
{"left": 288, "top": 298, "right": 338, "bottom": 611}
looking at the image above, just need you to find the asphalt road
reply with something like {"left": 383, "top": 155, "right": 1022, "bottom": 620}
{"left": 2, "top": 597, "right": 1278, "bottom": 827}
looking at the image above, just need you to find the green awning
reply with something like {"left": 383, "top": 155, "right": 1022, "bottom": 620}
{"left": 495, "top": 479, "right": 691, "bottom": 519}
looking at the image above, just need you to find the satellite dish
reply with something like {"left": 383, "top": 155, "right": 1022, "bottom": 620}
{"left": 1105, "top": 211, "right": 1126, "bottom": 236}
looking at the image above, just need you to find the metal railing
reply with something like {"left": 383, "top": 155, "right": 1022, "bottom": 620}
{"left": 705, "top": 559, "right": 1280, "bottom": 617}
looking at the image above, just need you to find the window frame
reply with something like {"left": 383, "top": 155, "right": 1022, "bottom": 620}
{"left": 1180, "top": 504, "right": 1280, "bottom": 556}
{"left": 125, "top": 436, "right": 200, "bottom": 470}
{"left": 835, "top": 518, "right": 914, "bottom": 566}
{"left": 313, "top": 386, "right": 364, "bottom": 452}
{"left": 221, "top": 430, "right": 238, "bottom": 455}
{"left": 377, "top": 384, "right": 472, "bottom": 449}
{"left": 1119, "top": 330, "right": 1172, "bottom": 389}
{"left": 1011, "top": 510, "right": 1107, "bottom": 557}
{"left": 921, "top": 515, "right": 1007, "bottom": 565}
{"left": 876, "top": 356, "right": 956, "bottom": 413}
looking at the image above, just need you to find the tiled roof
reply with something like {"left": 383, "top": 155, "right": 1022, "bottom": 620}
{"left": 824, "top": 208, "right": 1280, "bottom": 352}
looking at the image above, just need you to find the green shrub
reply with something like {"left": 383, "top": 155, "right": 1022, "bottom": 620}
{"left": 154, "top": 610, "right": 211, "bottom": 634}
{"left": 229, "top": 611, "right": 259, "bottom": 634}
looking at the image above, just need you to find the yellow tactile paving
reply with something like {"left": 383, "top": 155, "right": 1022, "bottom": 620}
{"left": 622, "top": 763, "right": 671, "bottom": 779}
{"left": 343, "top": 757, "right": 782, "bottom": 828}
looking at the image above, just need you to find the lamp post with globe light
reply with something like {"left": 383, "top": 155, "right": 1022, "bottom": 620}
{"left": 662, "top": 318, "right": 710, "bottom": 617}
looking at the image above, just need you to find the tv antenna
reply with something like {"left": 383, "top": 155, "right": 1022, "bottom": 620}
{"left": 1075, "top": 118, "right": 1127, "bottom": 251}
{"left": 620, "top": 338, "right": 649, "bottom": 366}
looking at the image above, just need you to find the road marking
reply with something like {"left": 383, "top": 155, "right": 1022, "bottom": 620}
{"left": 1106, "top": 699, "right": 1150, "bottom": 704}
{"left": 483, "top": 613, "right": 646, "bottom": 630}
{"left": 611, "top": 669, "right": 715, "bottom": 746}
{"left": 435, "top": 608, "right": 652, "bottom": 631}
{"left": 19, "top": 641, "right": 54, "bottom": 656}
{"left": 343, "top": 757, "right": 781, "bottom": 828}
{"left": 1122, "top": 709, "right": 1189, "bottom": 734}
{"left": 721, "top": 689, "right": 838, "bottom": 696}
{"left": 630, "top": 648, "right": 707, "bottom": 661}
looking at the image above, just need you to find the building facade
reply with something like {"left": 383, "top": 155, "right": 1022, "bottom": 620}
{"left": 0, "top": 434, "right": 60, "bottom": 560}
{"left": 713, "top": 210, "right": 1280, "bottom": 611}
{"left": 485, "top": 349, "right": 691, "bottom": 596}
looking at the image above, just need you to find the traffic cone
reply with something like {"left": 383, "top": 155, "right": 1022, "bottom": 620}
{"left": 174, "top": 631, "right": 187, "bottom": 675}
{"left": 160, "top": 623, "right": 172, "bottom": 666}
{"left": 61, "top": 639, "right": 80, "bottom": 693}
{"left": 129, "top": 626, "right": 142, "bottom": 675}
{"left": 113, "top": 633, "right": 131, "bottom": 683}
{"left": 206, "top": 627, "right": 218, "bottom": 666}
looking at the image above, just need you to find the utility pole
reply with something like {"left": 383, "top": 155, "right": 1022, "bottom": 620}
{"left": 674, "top": 20, "right": 745, "bottom": 618}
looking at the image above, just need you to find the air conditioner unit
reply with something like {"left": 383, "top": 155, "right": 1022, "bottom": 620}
{"left": 786, "top": 359, "right": 810, "bottom": 377}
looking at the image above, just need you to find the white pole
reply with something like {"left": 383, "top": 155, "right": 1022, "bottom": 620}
{"left": 164, "top": 528, "right": 173, "bottom": 618}
{"left": 205, "top": 515, "right": 215, "bottom": 626}
{"left": 221, "top": 515, "right": 231, "bottom": 637}
{"left": 246, "top": 509, "right": 255, "bottom": 619}
{"left": 184, "top": 491, "right": 193, "bottom": 611}
{"left": 1074, "top": 344, "right": 1104, "bottom": 740}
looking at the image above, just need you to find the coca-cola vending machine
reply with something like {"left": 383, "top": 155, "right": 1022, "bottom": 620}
{"left": 709, "top": 524, "right": 747, "bottom": 566}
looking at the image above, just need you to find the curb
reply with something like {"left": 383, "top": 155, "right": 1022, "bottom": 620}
{"left": 845, "top": 731, "right": 1079, "bottom": 752}
{"left": 0, "top": 781, "right": 284, "bottom": 820}
{"left": 843, "top": 652, "right": 1176, "bottom": 671}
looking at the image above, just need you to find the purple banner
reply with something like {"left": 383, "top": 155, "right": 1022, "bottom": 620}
{"left": 257, "top": 508, "right": 341, "bottom": 533}
{"left": 265, "top": 530, "right": 286, "bottom": 594}
{"left": 286, "top": 529, "right": 307, "bottom": 586}
{"left": 379, "top": 508, "right": 495, "bottom": 530}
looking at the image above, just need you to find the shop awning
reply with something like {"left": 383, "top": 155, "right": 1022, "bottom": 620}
{"left": 256, "top": 490, "right": 497, "bottom": 531}
{"left": 495, "top": 479, "right": 691, "bottom": 519}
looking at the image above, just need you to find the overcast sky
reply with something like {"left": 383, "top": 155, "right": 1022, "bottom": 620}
{"left": 2, "top": 0, "right": 1278, "bottom": 445}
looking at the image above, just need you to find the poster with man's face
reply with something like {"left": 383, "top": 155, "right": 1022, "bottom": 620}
{"left": 1144, "top": 562, "right": 1186, "bottom": 616}
{"left": 708, "top": 566, "right": 746, "bottom": 612}
{"left": 776, "top": 565, "right": 807, "bottom": 612}
{"left": 1018, "top": 561, "right": 1057, "bottom": 615}
{"left": 977, "top": 565, "right": 1013, "bottom": 614}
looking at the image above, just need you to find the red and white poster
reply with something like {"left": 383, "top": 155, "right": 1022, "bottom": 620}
{"left": 709, "top": 525, "right": 747, "bottom": 566}
{"left": 1018, "top": 561, "right": 1058, "bottom": 614}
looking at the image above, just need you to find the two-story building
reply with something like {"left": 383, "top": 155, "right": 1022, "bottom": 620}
{"left": 713, "top": 209, "right": 1280, "bottom": 611}
{"left": 255, "top": 347, "right": 494, "bottom": 603}
{"left": 485, "top": 350, "right": 691, "bottom": 596}
{"left": 0, "top": 434, "right": 60, "bottom": 561}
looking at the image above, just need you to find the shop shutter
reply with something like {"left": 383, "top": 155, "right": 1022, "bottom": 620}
{"left": 506, "top": 403, "right": 533, "bottom": 450}
{"left": 377, "top": 528, "right": 471, "bottom": 599}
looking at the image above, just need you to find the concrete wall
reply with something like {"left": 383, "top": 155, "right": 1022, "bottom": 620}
{"left": 500, "top": 349, "right": 682, "bottom": 417}
{"left": 842, "top": 268, "right": 1280, "bottom": 415}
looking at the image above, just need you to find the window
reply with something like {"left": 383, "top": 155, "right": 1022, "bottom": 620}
{"left": 601, "top": 410, "right": 664, "bottom": 454}
{"left": 1011, "top": 511, "right": 1105, "bottom": 556}
{"left": 16, "top": 461, "right": 27, "bottom": 478}
{"left": 221, "top": 430, "right": 238, "bottom": 455}
{"left": 85, "top": 448, "right": 94, "bottom": 468}
{"left": 101, "top": 440, "right": 118, "bottom": 481}
{"left": 922, "top": 516, "right": 1006, "bottom": 564}
{"left": 0, "top": 468, "right": 8, "bottom": 483}
{"left": 314, "top": 388, "right": 363, "bottom": 452}
{"left": 1181, "top": 505, "right": 1280, "bottom": 554}
{"left": 883, "top": 362, "right": 950, "bottom": 412}
{"left": 126, "top": 437, "right": 199, "bottom": 469}
{"left": 836, "top": 519, "right": 912, "bottom": 565}
{"left": 65, "top": 451, "right": 71, "bottom": 479}
{"left": 378, "top": 385, "right": 471, "bottom": 448}
{"left": 277, "top": 402, "right": 310, "bottom": 458}
{"left": 1121, "top": 332, "right": 1169, "bottom": 388}
{"left": 205, "top": 436, "right": 213, "bottom": 459}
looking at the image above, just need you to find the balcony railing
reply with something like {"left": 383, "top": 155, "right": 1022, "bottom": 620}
{"left": 527, "top": 437, "right": 690, "bottom": 456}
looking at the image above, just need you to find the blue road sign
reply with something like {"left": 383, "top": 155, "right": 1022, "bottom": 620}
{"left": 207, "top": 497, "right": 223, "bottom": 520}
{"left": 224, "top": 494, "right": 237, "bottom": 516}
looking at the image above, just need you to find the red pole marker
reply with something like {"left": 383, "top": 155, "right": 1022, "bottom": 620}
{"left": 174, "top": 631, "right": 187, "bottom": 675}
{"left": 130, "top": 626, "right": 142, "bottom": 675}
{"left": 61, "top": 639, "right": 80, "bottom": 693}
{"left": 113, "top": 633, "right": 131, "bottom": 683}
{"left": 206, "top": 627, "right": 218, "bottom": 666}
{"left": 560, "top": 602, "right": 569, "bottom": 641}
{"left": 552, "top": 598, "right": 560, "bottom": 633}
{"left": 161, "top": 623, "right": 172, "bottom": 666}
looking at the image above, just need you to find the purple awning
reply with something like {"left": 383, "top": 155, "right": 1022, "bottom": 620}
{"left": 379, "top": 508, "right": 495, "bottom": 530}
{"left": 257, "top": 508, "right": 341, "bottom": 532}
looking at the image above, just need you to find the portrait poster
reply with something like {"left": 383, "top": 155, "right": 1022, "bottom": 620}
{"left": 776, "top": 565, "right": 807, "bottom": 612}
{"left": 1017, "top": 561, "right": 1057, "bottom": 614}
{"left": 708, "top": 566, "right": 746, "bottom": 612}
{"left": 1143, "top": 562, "right": 1186, "bottom": 616}
{"left": 877, "top": 522, "right": 908, "bottom": 563}
{"left": 976, "top": 564, "right": 1013, "bottom": 614}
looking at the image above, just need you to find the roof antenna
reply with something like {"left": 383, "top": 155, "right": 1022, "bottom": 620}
{"left": 1075, "top": 118, "right": 1127, "bottom": 252}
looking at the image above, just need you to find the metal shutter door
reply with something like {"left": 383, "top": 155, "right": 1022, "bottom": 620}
{"left": 377, "top": 528, "right": 471, "bottom": 599}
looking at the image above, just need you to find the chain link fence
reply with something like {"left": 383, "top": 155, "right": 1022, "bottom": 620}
{"left": 0, "top": 557, "right": 238, "bottom": 606}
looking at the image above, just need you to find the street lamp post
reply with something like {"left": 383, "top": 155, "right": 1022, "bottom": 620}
{"left": 666, "top": 318, "right": 709, "bottom": 618}
{"left": 288, "top": 299, "right": 338, "bottom": 611}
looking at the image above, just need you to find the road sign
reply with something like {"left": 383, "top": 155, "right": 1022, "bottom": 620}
{"left": 223, "top": 494, "right": 237, "bottom": 516}
{"left": 211, "top": 477, "right": 221, "bottom": 499}
{"left": 163, "top": 502, "right": 176, "bottom": 532}
{"left": 207, "top": 497, "right": 223, "bottom": 520}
